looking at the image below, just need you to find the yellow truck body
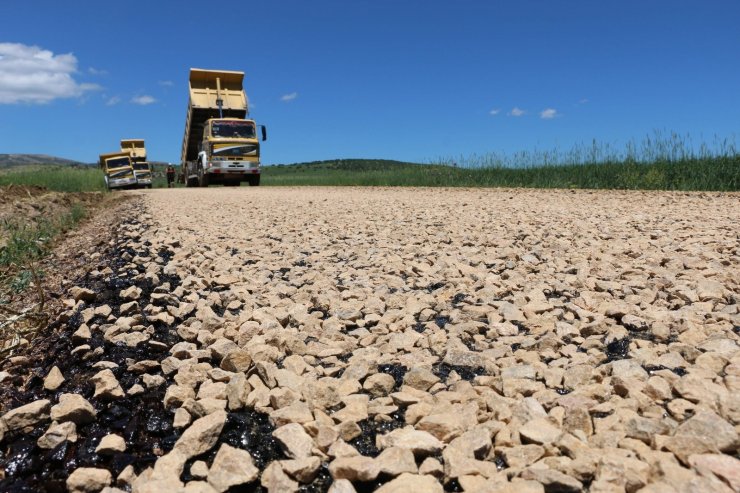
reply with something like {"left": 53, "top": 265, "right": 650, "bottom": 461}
{"left": 180, "top": 68, "right": 266, "bottom": 187}
{"left": 98, "top": 151, "right": 137, "bottom": 190}
{"left": 121, "top": 139, "right": 152, "bottom": 188}
{"left": 121, "top": 139, "right": 147, "bottom": 162}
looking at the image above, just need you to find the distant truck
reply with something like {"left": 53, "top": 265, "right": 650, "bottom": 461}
{"left": 120, "top": 139, "right": 153, "bottom": 188}
{"left": 99, "top": 152, "right": 137, "bottom": 190}
{"left": 181, "top": 68, "right": 267, "bottom": 187}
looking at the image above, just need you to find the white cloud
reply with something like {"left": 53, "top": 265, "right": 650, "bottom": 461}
{"left": 105, "top": 95, "right": 121, "bottom": 106}
{"left": 281, "top": 92, "right": 298, "bottom": 102}
{"left": 508, "top": 107, "right": 525, "bottom": 117}
{"left": 158, "top": 80, "right": 173, "bottom": 87}
{"left": 578, "top": 98, "right": 589, "bottom": 104}
{"left": 88, "top": 67, "right": 107, "bottom": 76}
{"left": 0, "top": 42, "right": 100, "bottom": 104}
{"left": 131, "top": 95, "right": 156, "bottom": 105}
{"left": 540, "top": 108, "right": 558, "bottom": 119}
{"left": 489, "top": 108, "right": 500, "bottom": 116}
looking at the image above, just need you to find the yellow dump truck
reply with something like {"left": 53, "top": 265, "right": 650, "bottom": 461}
{"left": 121, "top": 139, "right": 153, "bottom": 188}
{"left": 181, "top": 68, "right": 267, "bottom": 187}
{"left": 99, "top": 151, "right": 137, "bottom": 190}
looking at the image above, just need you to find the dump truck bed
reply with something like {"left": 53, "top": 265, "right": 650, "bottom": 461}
{"left": 121, "top": 139, "right": 147, "bottom": 162}
{"left": 181, "top": 68, "right": 249, "bottom": 163}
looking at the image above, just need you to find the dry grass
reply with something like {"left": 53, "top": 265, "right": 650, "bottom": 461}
{"left": 0, "top": 192, "right": 89, "bottom": 360}
{"left": 0, "top": 260, "right": 48, "bottom": 358}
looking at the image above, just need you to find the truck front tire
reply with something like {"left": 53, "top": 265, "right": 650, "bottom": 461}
{"left": 198, "top": 167, "right": 209, "bottom": 187}
{"left": 248, "top": 175, "right": 261, "bottom": 187}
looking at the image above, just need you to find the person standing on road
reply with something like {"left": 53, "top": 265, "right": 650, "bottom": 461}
{"left": 166, "top": 165, "right": 176, "bottom": 188}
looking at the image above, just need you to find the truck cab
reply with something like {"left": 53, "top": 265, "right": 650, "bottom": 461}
{"left": 197, "top": 118, "right": 265, "bottom": 186}
{"left": 121, "top": 139, "right": 153, "bottom": 188}
{"left": 99, "top": 152, "right": 137, "bottom": 190}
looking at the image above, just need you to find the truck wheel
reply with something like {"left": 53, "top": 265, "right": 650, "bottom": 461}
{"left": 248, "top": 175, "right": 261, "bottom": 187}
{"left": 198, "top": 168, "right": 209, "bottom": 187}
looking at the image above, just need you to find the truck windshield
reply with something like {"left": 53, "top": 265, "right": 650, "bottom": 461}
{"left": 133, "top": 163, "right": 150, "bottom": 171}
{"left": 212, "top": 121, "right": 255, "bottom": 139}
{"left": 106, "top": 158, "right": 130, "bottom": 169}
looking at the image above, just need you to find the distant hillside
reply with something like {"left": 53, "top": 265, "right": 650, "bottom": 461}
{"left": 0, "top": 154, "right": 89, "bottom": 168}
{"left": 271, "top": 158, "right": 429, "bottom": 171}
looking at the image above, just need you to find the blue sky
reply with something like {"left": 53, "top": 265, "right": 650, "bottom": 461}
{"left": 1, "top": 0, "right": 738, "bottom": 165}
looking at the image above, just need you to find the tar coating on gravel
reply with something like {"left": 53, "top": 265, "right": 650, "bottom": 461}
{"left": 451, "top": 293, "right": 467, "bottom": 305}
{"left": 0, "top": 216, "right": 181, "bottom": 492}
{"left": 604, "top": 337, "right": 631, "bottom": 361}
{"left": 180, "top": 410, "right": 283, "bottom": 492}
{"left": 643, "top": 364, "right": 688, "bottom": 376}
{"left": 444, "top": 477, "right": 463, "bottom": 492}
{"left": 432, "top": 362, "right": 486, "bottom": 381}
{"left": 349, "top": 408, "right": 407, "bottom": 458}
{"left": 376, "top": 364, "right": 407, "bottom": 390}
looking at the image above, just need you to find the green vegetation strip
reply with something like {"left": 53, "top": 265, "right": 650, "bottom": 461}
{"left": 0, "top": 166, "right": 107, "bottom": 193}
{"left": 1, "top": 133, "right": 738, "bottom": 191}
{"left": 262, "top": 155, "right": 739, "bottom": 191}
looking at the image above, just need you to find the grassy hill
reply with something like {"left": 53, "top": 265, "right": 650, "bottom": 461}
{"left": 0, "top": 154, "right": 89, "bottom": 169}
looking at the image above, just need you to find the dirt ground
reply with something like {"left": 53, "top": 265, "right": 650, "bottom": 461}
{"left": 1, "top": 187, "right": 739, "bottom": 492}
{"left": 0, "top": 185, "right": 127, "bottom": 353}
{"left": 0, "top": 185, "right": 102, "bottom": 248}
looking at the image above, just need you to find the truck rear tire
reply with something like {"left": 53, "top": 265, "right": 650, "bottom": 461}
{"left": 248, "top": 175, "right": 261, "bottom": 187}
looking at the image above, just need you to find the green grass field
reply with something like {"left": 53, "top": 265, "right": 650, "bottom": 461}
{"left": 0, "top": 166, "right": 107, "bottom": 192}
{"left": 1, "top": 133, "right": 738, "bottom": 191}
{"left": 262, "top": 154, "right": 739, "bottom": 190}
{"left": 0, "top": 164, "right": 176, "bottom": 191}
{"left": 263, "top": 133, "right": 739, "bottom": 191}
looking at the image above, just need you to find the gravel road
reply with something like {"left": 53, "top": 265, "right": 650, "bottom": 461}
{"left": 1, "top": 187, "right": 739, "bottom": 492}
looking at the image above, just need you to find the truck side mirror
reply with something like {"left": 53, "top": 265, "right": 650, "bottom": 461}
{"left": 260, "top": 125, "right": 267, "bottom": 141}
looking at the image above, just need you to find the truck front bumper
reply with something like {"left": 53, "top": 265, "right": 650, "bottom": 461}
{"left": 109, "top": 177, "right": 138, "bottom": 188}
{"left": 206, "top": 161, "right": 260, "bottom": 176}
{"left": 134, "top": 172, "right": 152, "bottom": 183}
